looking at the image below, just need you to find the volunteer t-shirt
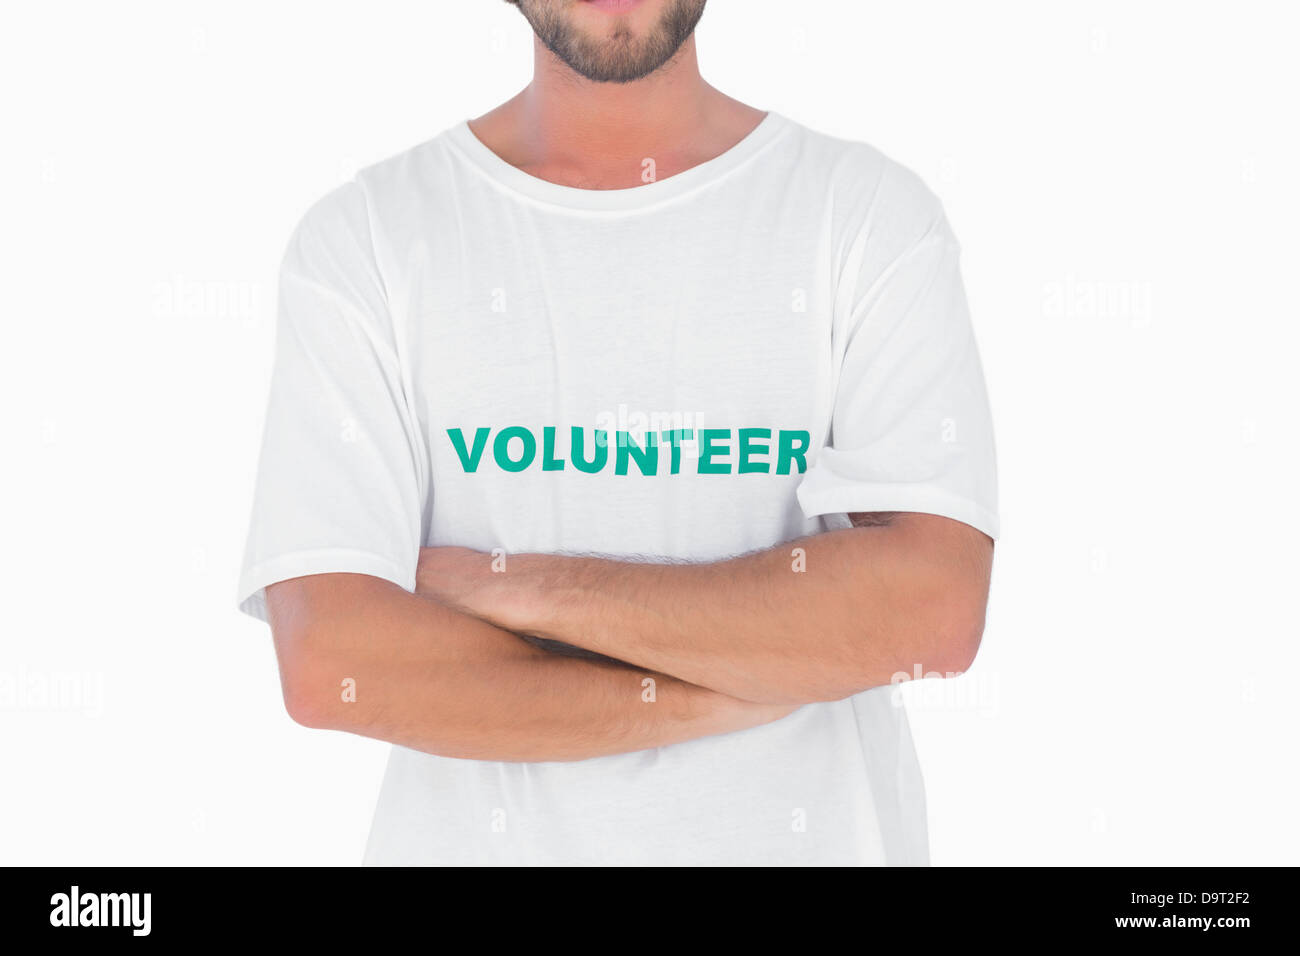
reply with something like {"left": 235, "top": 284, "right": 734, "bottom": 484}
{"left": 238, "top": 112, "right": 998, "bottom": 866}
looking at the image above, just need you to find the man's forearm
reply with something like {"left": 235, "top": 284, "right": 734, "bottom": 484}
{"left": 418, "top": 514, "right": 992, "bottom": 705}
{"left": 265, "top": 573, "right": 788, "bottom": 762}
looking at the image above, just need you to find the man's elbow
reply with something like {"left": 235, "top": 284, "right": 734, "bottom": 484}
{"left": 905, "top": 539, "right": 993, "bottom": 680}
{"left": 835, "top": 598, "right": 987, "bottom": 700}
{"left": 276, "top": 639, "right": 338, "bottom": 730}
{"left": 926, "top": 604, "right": 986, "bottom": 677}
{"left": 266, "top": 578, "right": 365, "bottom": 732}
{"left": 269, "top": 610, "right": 353, "bottom": 732}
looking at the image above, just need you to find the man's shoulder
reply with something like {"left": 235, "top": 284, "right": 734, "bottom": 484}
{"left": 780, "top": 117, "right": 949, "bottom": 242}
{"left": 286, "top": 128, "right": 460, "bottom": 250}
{"left": 353, "top": 128, "right": 458, "bottom": 193}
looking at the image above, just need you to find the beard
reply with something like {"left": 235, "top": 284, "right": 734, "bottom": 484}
{"left": 517, "top": 0, "right": 708, "bottom": 83}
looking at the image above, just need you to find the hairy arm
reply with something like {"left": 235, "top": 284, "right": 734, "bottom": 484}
{"left": 416, "top": 513, "right": 993, "bottom": 706}
{"left": 265, "top": 573, "right": 791, "bottom": 762}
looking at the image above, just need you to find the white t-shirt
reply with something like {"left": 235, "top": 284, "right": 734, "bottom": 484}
{"left": 238, "top": 112, "right": 998, "bottom": 866}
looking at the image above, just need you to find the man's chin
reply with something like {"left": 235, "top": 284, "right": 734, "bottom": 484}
{"left": 522, "top": 0, "right": 706, "bottom": 84}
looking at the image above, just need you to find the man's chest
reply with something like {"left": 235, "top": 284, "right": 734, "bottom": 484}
{"left": 395, "top": 223, "right": 837, "bottom": 435}
{"left": 382, "top": 207, "right": 842, "bottom": 553}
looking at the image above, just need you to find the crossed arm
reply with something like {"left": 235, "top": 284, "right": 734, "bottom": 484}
{"left": 267, "top": 512, "right": 992, "bottom": 761}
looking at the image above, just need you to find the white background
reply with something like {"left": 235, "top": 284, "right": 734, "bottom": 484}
{"left": 2, "top": 0, "right": 1296, "bottom": 866}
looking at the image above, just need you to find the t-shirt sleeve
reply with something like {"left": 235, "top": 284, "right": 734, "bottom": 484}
{"left": 796, "top": 191, "right": 999, "bottom": 540}
{"left": 236, "top": 183, "right": 425, "bottom": 622}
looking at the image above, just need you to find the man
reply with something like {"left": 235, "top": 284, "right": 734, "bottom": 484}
{"left": 238, "top": 0, "right": 998, "bottom": 866}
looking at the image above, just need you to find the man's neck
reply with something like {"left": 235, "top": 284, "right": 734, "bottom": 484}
{"left": 468, "top": 36, "right": 765, "bottom": 190}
